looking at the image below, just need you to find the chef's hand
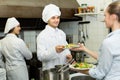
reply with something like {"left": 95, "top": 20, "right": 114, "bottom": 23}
{"left": 70, "top": 43, "right": 86, "bottom": 51}
{"left": 55, "top": 45, "right": 65, "bottom": 53}
{"left": 66, "top": 54, "right": 72, "bottom": 62}
{"left": 70, "top": 43, "right": 98, "bottom": 59}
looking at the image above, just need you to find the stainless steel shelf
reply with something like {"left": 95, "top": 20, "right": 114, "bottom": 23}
{"left": 74, "top": 13, "right": 98, "bottom": 17}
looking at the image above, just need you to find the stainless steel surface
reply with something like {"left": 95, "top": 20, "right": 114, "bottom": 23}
{"left": 72, "top": 51, "right": 86, "bottom": 62}
{"left": 42, "top": 59, "right": 75, "bottom": 80}
{"left": 66, "top": 35, "right": 73, "bottom": 43}
{"left": 69, "top": 73, "right": 95, "bottom": 80}
{"left": 71, "top": 76, "right": 95, "bottom": 80}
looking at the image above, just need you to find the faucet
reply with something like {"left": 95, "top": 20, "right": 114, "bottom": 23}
{"left": 75, "top": 51, "right": 88, "bottom": 62}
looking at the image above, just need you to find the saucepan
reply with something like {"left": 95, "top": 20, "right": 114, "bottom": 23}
{"left": 42, "top": 59, "right": 75, "bottom": 80}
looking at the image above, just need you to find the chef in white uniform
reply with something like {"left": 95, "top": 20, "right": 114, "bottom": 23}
{"left": 37, "top": 4, "right": 72, "bottom": 71}
{"left": 0, "top": 40, "right": 6, "bottom": 80}
{"left": 0, "top": 41, "right": 5, "bottom": 68}
{"left": 1, "top": 17, "right": 32, "bottom": 80}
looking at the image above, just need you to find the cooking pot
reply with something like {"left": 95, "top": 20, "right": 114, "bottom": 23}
{"left": 42, "top": 59, "right": 74, "bottom": 80}
{"left": 43, "top": 65, "right": 69, "bottom": 80}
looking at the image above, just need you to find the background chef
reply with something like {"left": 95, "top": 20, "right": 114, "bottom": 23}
{"left": 1, "top": 17, "right": 32, "bottom": 80}
{"left": 0, "top": 40, "right": 6, "bottom": 80}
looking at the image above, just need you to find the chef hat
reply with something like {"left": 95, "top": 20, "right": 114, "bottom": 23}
{"left": 4, "top": 17, "right": 20, "bottom": 34}
{"left": 42, "top": 4, "right": 61, "bottom": 23}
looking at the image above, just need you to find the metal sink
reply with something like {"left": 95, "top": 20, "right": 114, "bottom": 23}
{"left": 71, "top": 76, "right": 95, "bottom": 80}
{"left": 69, "top": 73, "right": 95, "bottom": 80}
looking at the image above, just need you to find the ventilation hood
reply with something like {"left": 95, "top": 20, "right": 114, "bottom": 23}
{"left": 0, "top": 0, "right": 82, "bottom": 31}
{"left": 0, "top": 0, "right": 80, "bottom": 19}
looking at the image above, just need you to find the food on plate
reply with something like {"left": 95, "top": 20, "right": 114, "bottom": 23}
{"left": 73, "top": 62, "right": 93, "bottom": 69}
{"left": 64, "top": 43, "right": 79, "bottom": 49}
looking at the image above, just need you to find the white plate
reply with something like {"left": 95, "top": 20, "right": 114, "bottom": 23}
{"left": 69, "top": 64, "right": 95, "bottom": 71}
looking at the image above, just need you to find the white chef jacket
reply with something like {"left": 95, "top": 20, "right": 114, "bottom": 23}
{"left": 37, "top": 25, "right": 71, "bottom": 71}
{"left": 1, "top": 33, "right": 32, "bottom": 80}
{"left": 0, "top": 40, "right": 6, "bottom": 80}
{"left": 0, "top": 40, "right": 5, "bottom": 68}
{"left": 89, "top": 29, "right": 120, "bottom": 80}
{"left": 0, "top": 68, "right": 6, "bottom": 80}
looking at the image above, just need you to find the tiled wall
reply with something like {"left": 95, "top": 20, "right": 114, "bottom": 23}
{"left": 23, "top": 30, "right": 41, "bottom": 53}
{"left": 24, "top": 31, "right": 37, "bottom": 52}
{"left": 59, "top": 21, "right": 79, "bottom": 43}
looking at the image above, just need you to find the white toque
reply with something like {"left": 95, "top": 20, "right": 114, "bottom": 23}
{"left": 4, "top": 17, "right": 20, "bottom": 34}
{"left": 42, "top": 4, "right": 61, "bottom": 23}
